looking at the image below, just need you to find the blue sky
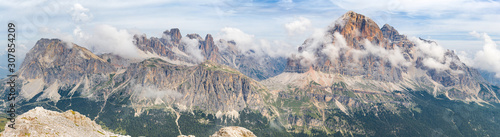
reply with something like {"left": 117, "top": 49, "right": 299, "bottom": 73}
{"left": 0, "top": 0, "right": 500, "bottom": 76}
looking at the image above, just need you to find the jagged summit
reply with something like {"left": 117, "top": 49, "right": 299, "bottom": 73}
{"left": 0, "top": 107, "right": 128, "bottom": 137}
{"left": 210, "top": 126, "right": 257, "bottom": 137}
{"left": 134, "top": 28, "right": 286, "bottom": 80}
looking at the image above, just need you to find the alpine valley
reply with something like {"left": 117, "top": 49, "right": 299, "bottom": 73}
{"left": 1, "top": 11, "right": 500, "bottom": 137}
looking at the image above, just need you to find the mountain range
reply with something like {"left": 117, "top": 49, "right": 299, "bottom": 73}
{"left": 1, "top": 11, "right": 500, "bottom": 137}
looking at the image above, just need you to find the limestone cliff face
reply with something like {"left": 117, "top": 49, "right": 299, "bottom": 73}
{"left": 164, "top": 28, "right": 182, "bottom": 46}
{"left": 19, "top": 38, "right": 115, "bottom": 85}
{"left": 0, "top": 107, "right": 128, "bottom": 137}
{"left": 332, "top": 11, "right": 386, "bottom": 49}
{"left": 284, "top": 11, "right": 497, "bottom": 102}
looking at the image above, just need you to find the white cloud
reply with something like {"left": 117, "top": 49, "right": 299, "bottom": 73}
{"left": 217, "top": 27, "right": 295, "bottom": 57}
{"left": 285, "top": 17, "right": 312, "bottom": 35}
{"left": 181, "top": 37, "right": 204, "bottom": 62}
{"left": 70, "top": 3, "right": 93, "bottom": 23}
{"left": 39, "top": 27, "right": 75, "bottom": 48}
{"left": 290, "top": 28, "right": 333, "bottom": 66}
{"left": 219, "top": 27, "right": 255, "bottom": 51}
{"left": 469, "top": 31, "right": 500, "bottom": 78}
{"left": 3, "top": 0, "right": 499, "bottom": 76}
{"left": 298, "top": 50, "right": 316, "bottom": 66}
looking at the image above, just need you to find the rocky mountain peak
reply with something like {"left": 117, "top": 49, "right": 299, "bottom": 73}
{"left": 332, "top": 11, "right": 384, "bottom": 48}
{"left": 381, "top": 24, "right": 403, "bottom": 42}
{"left": 186, "top": 33, "right": 203, "bottom": 41}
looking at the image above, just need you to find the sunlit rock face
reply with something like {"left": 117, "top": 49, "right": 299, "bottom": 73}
{"left": 284, "top": 11, "right": 494, "bottom": 102}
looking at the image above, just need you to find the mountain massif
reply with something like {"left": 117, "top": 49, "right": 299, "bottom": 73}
{"left": 1, "top": 11, "right": 500, "bottom": 137}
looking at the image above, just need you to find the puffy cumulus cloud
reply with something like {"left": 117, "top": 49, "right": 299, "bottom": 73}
{"left": 469, "top": 31, "right": 500, "bottom": 78}
{"left": 456, "top": 51, "right": 473, "bottom": 66}
{"left": 285, "top": 17, "right": 312, "bottom": 36}
{"left": 330, "top": 0, "right": 500, "bottom": 16}
{"left": 219, "top": 27, "right": 254, "bottom": 51}
{"left": 321, "top": 31, "right": 344, "bottom": 62}
{"left": 70, "top": 3, "right": 93, "bottom": 23}
{"left": 217, "top": 27, "right": 295, "bottom": 57}
{"left": 422, "top": 58, "right": 449, "bottom": 71}
{"left": 180, "top": 37, "right": 204, "bottom": 62}
{"left": 74, "top": 24, "right": 141, "bottom": 59}
{"left": 39, "top": 27, "right": 75, "bottom": 48}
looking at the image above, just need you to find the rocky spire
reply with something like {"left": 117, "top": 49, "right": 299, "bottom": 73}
{"left": 381, "top": 24, "right": 401, "bottom": 42}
